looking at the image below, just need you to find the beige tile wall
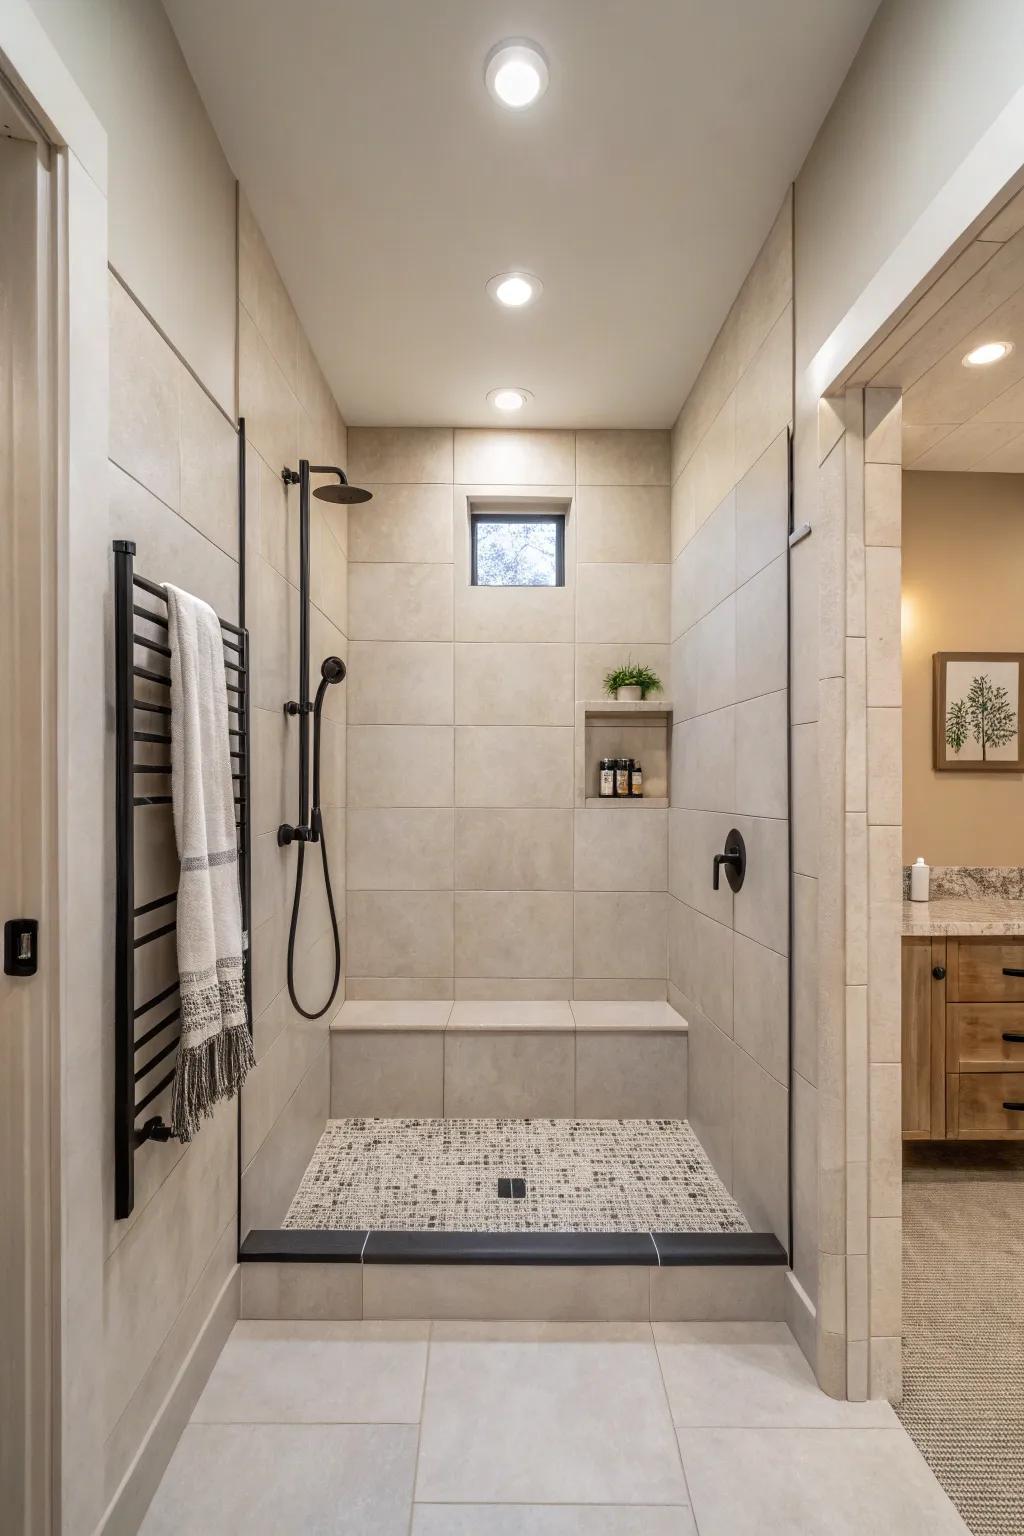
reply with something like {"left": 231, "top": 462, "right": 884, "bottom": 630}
{"left": 237, "top": 192, "right": 349, "bottom": 1232}
{"left": 344, "top": 426, "right": 671, "bottom": 1000}
{"left": 667, "top": 192, "right": 794, "bottom": 1251}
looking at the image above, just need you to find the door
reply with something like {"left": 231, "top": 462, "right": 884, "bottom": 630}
{"left": 0, "top": 118, "right": 57, "bottom": 1536}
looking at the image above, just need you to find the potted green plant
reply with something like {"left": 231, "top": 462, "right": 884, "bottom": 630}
{"left": 602, "top": 661, "right": 663, "bottom": 703}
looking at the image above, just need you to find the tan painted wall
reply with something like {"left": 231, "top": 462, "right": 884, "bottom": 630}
{"left": 902, "top": 470, "right": 1024, "bottom": 865}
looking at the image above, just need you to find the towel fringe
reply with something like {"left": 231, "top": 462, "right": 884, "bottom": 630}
{"left": 171, "top": 1021, "right": 255, "bottom": 1143}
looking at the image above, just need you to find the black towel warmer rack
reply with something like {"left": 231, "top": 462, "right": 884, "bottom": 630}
{"left": 112, "top": 538, "right": 252, "bottom": 1219}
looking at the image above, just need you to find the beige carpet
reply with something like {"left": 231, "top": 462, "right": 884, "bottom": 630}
{"left": 898, "top": 1176, "right": 1024, "bottom": 1535}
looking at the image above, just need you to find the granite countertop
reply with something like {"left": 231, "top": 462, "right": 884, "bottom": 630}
{"left": 902, "top": 897, "right": 1024, "bottom": 937}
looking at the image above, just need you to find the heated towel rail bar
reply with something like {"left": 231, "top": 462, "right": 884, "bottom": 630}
{"left": 112, "top": 538, "right": 252, "bottom": 1218}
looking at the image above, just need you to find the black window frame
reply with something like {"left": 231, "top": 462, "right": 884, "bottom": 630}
{"left": 470, "top": 510, "right": 566, "bottom": 588}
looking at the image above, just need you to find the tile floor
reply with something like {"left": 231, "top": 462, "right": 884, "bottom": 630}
{"left": 141, "top": 1320, "right": 969, "bottom": 1534}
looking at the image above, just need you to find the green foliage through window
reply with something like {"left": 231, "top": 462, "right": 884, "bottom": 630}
{"left": 472, "top": 515, "right": 564, "bottom": 586}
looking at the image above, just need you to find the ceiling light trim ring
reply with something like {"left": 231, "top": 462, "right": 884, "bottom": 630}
{"left": 486, "top": 271, "right": 543, "bottom": 308}
{"left": 962, "top": 340, "right": 1013, "bottom": 367}
{"left": 484, "top": 39, "right": 550, "bottom": 110}
{"left": 487, "top": 386, "right": 533, "bottom": 412}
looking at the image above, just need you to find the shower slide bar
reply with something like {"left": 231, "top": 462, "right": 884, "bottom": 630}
{"left": 112, "top": 538, "right": 253, "bottom": 1219}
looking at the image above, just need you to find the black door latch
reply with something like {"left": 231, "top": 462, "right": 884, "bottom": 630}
{"left": 4, "top": 918, "right": 39, "bottom": 976}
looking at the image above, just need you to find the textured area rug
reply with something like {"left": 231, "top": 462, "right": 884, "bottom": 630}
{"left": 284, "top": 1116, "right": 749, "bottom": 1234}
{"left": 897, "top": 1178, "right": 1024, "bottom": 1535}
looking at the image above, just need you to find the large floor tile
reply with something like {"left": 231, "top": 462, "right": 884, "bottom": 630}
{"left": 415, "top": 1322, "right": 688, "bottom": 1506}
{"left": 139, "top": 1423, "right": 417, "bottom": 1535}
{"left": 654, "top": 1323, "right": 894, "bottom": 1427}
{"left": 412, "top": 1506, "right": 696, "bottom": 1534}
{"left": 192, "top": 1321, "right": 428, "bottom": 1424}
{"left": 677, "top": 1426, "right": 969, "bottom": 1535}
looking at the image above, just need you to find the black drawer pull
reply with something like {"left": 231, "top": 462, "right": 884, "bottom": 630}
{"left": 1002, "top": 1033, "right": 1024, "bottom": 1044}
{"left": 1003, "top": 968, "right": 1024, "bottom": 977}
{"left": 932, "top": 965, "right": 946, "bottom": 981}
{"left": 1002, "top": 1102, "right": 1024, "bottom": 1111}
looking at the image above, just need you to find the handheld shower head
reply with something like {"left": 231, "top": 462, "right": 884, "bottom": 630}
{"left": 321, "top": 655, "right": 346, "bottom": 685}
{"left": 310, "top": 465, "right": 373, "bottom": 504}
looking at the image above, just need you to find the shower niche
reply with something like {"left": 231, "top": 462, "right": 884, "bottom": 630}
{"left": 576, "top": 698, "right": 672, "bottom": 806}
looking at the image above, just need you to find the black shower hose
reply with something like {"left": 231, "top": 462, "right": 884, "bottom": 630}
{"left": 284, "top": 688, "right": 342, "bottom": 1020}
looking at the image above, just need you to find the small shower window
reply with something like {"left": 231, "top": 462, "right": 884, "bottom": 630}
{"left": 471, "top": 511, "right": 565, "bottom": 587}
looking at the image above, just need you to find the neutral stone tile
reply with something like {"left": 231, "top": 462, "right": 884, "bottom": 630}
{"left": 676, "top": 492, "right": 736, "bottom": 628}
{"left": 455, "top": 580, "right": 573, "bottom": 643}
{"left": 349, "top": 483, "right": 453, "bottom": 563}
{"left": 571, "top": 1001, "right": 683, "bottom": 1031}
{"left": 869, "top": 1217, "right": 902, "bottom": 1339}
{"left": 179, "top": 371, "right": 238, "bottom": 558}
{"left": 455, "top": 891, "right": 572, "bottom": 978}
{"left": 869, "top": 1336, "right": 903, "bottom": 1404}
{"left": 239, "top": 306, "right": 299, "bottom": 489}
{"left": 416, "top": 1323, "right": 687, "bottom": 1505}
{"left": 668, "top": 809, "right": 735, "bottom": 925}
{"left": 671, "top": 468, "right": 696, "bottom": 561}
{"left": 695, "top": 598, "right": 736, "bottom": 715}
{"left": 576, "top": 563, "right": 670, "bottom": 644}
{"left": 455, "top": 643, "right": 574, "bottom": 726}
{"left": 412, "top": 1506, "right": 697, "bottom": 1535}
{"left": 650, "top": 1266, "right": 785, "bottom": 1323}
{"left": 691, "top": 394, "right": 737, "bottom": 531}
{"left": 865, "top": 547, "right": 901, "bottom": 708}
{"left": 685, "top": 1010, "right": 734, "bottom": 1187}
{"left": 869, "top": 1063, "right": 901, "bottom": 1220}
{"left": 575, "top": 1031, "right": 687, "bottom": 1118}
{"left": 334, "top": 1000, "right": 452, "bottom": 1030}
{"left": 456, "top": 809, "right": 572, "bottom": 891}
{"left": 448, "top": 1000, "right": 573, "bottom": 1030}
{"left": 347, "top": 726, "right": 453, "bottom": 808}
{"left": 239, "top": 194, "right": 299, "bottom": 388}
{"left": 453, "top": 429, "right": 574, "bottom": 484}
{"left": 670, "top": 631, "right": 699, "bottom": 721}
{"left": 109, "top": 275, "right": 181, "bottom": 510}
{"left": 575, "top": 978, "right": 668, "bottom": 1002}
{"left": 790, "top": 1072, "right": 819, "bottom": 1301}
{"left": 735, "top": 431, "right": 788, "bottom": 585}
{"left": 575, "top": 644, "right": 670, "bottom": 706}
{"left": 791, "top": 722, "right": 818, "bottom": 877}
{"left": 789, "top": 533, "right": 818, "bottom": 727}
{"left": 677, "top": 707, "right": 734, "bottom": 814}
{"left": 444, "top": 1031, "right": 574, "bottom": 1116}
{"left": 864, "top": 462, "right": 901, "bottom": 547}
{"left": 734, "top": 692, "right": 787, "bottom": 819}
{"left": 240, "top": 1263, "right": 362, "bottom": 1322}
{"left": 733, "top": 815, "right": 789, "bottom": 957}
{"left": 576, "top": 485, "right": 670, "bottom": 563}
{"left": 732, "top": 1049, "right": 789, "bottom": 1242}
{"left": 866, "top": 708, "right": 901, "bottom": 826}
{"left": 733, "top": 935, "right": 788, "bottom": 1085}
{"left": 573, "top": 892, "right": 668, "bottom": 980}
{"left": 347, "top": 808, "right": 453, "bottom": 890}
{"left": 242, "top": 1012, "right": 326, "bottom": 1162}
{"left": 240, "top": 1046, "right": 330, "bottom": 1230}
{"left": 346, "top": 891, "right": 453, "bottom": 978}
{"left": 456, "top": 978, "right": 573, "bottom": 1001}
{"left": 734, "top": 555, "right": 787, "bottom": 702}
{"left": 193, "top": 1321, "right": 429, "bottom": 1424}
{"left": 364, "top": 1269, "right": 650, "bottom": 1323}
{"left": 347, "top": 641, "right": 453, "bottom": 725}
{"left": 668, "top": 902, "right": 734, "bottom": 1036}
{"left": 455, "top": 726, "right": 574, "bottom": 808}
{"left": 864, "top": 387, "right": 902, "bottom": 464}
{"left": 330, "top": 1030, "right": 444, "bottom": 1117}
{"left": 734, "top": 304, "right": 792, "bottom": 482}
{"left": 573, "top": 809, "right": 667, "bottom": 891}
{"left": 348, "top": 427, "right": 453, "bottom": 484}
{"left": 348, "top": 562, "right": 453, "bottom": 641}
{"left": 346, "top": 977, "right": 456, "bottom": 1002}
{"left": 575, "top": 429, "right": 670, "bottom": 486}
{"left": 734, "top": 191, "right": 792, "bottom": 372}
{"left": 655, "top": 1323, "right": 893, "bottom": 1427}
{"left": 677, "top": 1426, "right": 966, "bottom": 1536}
{"left": 138, "top": 1423, "right": 417, "bottom": 1536}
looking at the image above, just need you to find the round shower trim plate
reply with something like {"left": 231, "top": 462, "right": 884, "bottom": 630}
{"left": 484, "top": 39, "right": 550, "bottom": 110}
{"left": 486, "top": 271, "right": 543, "bottom": 309}
{"left": 487, "top": 387, "right": 534, "bottom": 413}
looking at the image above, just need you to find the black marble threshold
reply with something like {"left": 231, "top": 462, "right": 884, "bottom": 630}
{"left": 240, "top": 1228, "right": 788, "bottom": 1267}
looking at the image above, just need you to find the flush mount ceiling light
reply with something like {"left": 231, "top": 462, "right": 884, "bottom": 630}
{"left": 487, "top": 387, "right": 533, "bottom": 412}
{"left": 962, "top": 340, "right": 1013, "bottom": 367}
{"left": 486, "top": 271, "right": 543, "bottom": 308}
{"left": 484, "top": 40, "right": 549, "bottom": 109}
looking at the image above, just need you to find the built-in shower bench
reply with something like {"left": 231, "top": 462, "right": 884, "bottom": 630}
{"left": 327, "top": 1000, "right": 688, "bottom": 1120}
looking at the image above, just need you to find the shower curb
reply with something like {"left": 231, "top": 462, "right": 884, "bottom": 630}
{"left": 239, "top": 1228, "right": 787, "bottom": 1267}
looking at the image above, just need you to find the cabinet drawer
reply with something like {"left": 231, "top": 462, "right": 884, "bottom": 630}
{"left": 947, "top": 1004, "right": 1024, "bottom": 1072}
{"left": 951, "top": 941, "right": 1024, "bottom": 1001}
{"left": 948, "top": 1072, "right": 1024, "bottom": 1138}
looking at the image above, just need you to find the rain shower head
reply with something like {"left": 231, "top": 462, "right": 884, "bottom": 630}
{"left": 310, "top": 465, "right": 373, "bottom": 505}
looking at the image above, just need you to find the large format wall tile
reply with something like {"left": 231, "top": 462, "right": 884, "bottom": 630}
{"left": 453, "top": 429, "right": 575, "bottom": 484}
{"left": 732, "top": 1048, "right": 789, "bottom": 1241}
{"left": 573, "top": 892, "right": 668, "bottom": 979}
{"left": 239, "top": 306, "right": 299, "bottom": 486}
{"left": 685, "top": 1010, "right": 734, "bottom": 1188}
{"left": 347, "top": 892, "right": 454, "bottom": 978}
{"left": 454, "top": 643, "right": 574, "bottom": 726}
{"left": 575, "top": 1032, "right": 687, "bottom": 1118}
{"left": 330, "top": 1031, "right": 444, "bottom": 1117}
{"left": 109, "top": 275, "right": 181, "bottom": 510}
{"left": 455, "top": 891, "right": 572, "bottom": 978}
{"left": 179, "top": 370, "right": 237, "bottom": 557}
{"left": 676, "top": 492, "right": 736, "bottom": 627}
{"left": 733, "top": 933, "right": 789, "bottom": 1085}
{"left": 735, "top": 555, "right": 787, "bottom": 703}
{"left": 347, "top": 641, "right": 454, "bottom": 725}
{"left": 573, "top": 809, "right": 668, "bottom": 892}
{"left": 455, "top": 581, "right": 574, "bottom": 644}
{"left": 575, "top": 643, "right": 670, "bottom": 705}
{"left": 444, "top": 1032, "right": 574, "bottom": 1117}
{"left": 734, "top": 691, "right": 787, "bottom": 819}
{"left": 455, "top": 809, "right": 572, "bottom": 891}
{"left": 348, "top": 483, "right": 453, "bottom": 563}
{"left": 348, "top": 726, "right": 453, "bottom": 808}
{"left": 669, "top": 901, "right": 734, "bottom": 1036}
{"left": 735, "top": 430, "right": 789, "bottom": 585}
{"left": 576, "top": 563, "right": 670, "bottom": 644}
{"left": 348, "top": 562, "right": 453, "bottom": 642}
{"left": 575, "top": 428, "right": 670, "bottom": 485}
{"left": 576, "top": 485, "right": 670, "bottom": 563}
{"left": 454, "top": 726, "right": 574, "bottom": 808}
{"left": 348, "top": 427, "right": 454, "bottom": 484}
{"left": 347, "top": 808, "right": 454, "bottom": 890}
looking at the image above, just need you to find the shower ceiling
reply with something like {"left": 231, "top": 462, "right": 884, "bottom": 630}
{"left": 164, "top": 0, "right": 876, "bottom": 428}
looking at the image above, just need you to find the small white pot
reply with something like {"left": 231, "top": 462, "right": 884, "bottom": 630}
{"left": 615, "top": 685, "right": 643, "bottom": 702}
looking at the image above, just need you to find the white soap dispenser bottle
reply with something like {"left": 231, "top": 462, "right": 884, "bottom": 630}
{"left": 910, "top": 857, "right": 930, "bottom": 902}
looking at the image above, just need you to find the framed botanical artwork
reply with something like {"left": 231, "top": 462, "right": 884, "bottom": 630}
{"left": 933, "top": 652, "right": 1024, "bottom": 772}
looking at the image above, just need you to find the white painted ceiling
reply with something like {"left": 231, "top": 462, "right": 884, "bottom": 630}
{"left": 857, "top": 186, "right": 1024, "bottom": 472}
{"left": 165, "top": 0, "right": 876, "bottom": 429}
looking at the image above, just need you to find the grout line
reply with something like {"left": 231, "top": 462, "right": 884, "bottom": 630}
{"left": 409, "top": 1323, "right": 433, "bottom": 1516}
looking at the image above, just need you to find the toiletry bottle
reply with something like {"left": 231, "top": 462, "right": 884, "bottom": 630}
{"left": 630, "top": 760, "right": 643, "bottom": 798}
{"left": 599, "top": 757, "right": 615, "bottom": 798}
{"left": 910, "top": 857, "right": 930, "bottom": 902}
{"left": 615, "top": 758, "right": 630, "bottom": 797}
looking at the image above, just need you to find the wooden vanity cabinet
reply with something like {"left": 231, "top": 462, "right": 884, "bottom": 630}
{"left": 902, "top": 935, "right": 1024, "bottom": 1140}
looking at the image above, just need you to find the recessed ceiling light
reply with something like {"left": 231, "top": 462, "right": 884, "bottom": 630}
{"left": 962, "top": 340, "right": 1013, "bottom": 367}
{"left": 487, "top": 387, "right": 532, "bottom": 412}
{"left": 486, "top": 271, "right": 543, "bottom": 308}
{"left": 485, "top": 40, "right": 549, "bottom": 110}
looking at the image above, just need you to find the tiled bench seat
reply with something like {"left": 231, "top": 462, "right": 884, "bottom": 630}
{"left": 329, "top": 1000, "right": 687, "bottom": 1119}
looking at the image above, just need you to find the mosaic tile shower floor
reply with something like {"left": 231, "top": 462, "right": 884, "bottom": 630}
{"left": 283, "top": 1117, "right": 750, "bottom": 1234}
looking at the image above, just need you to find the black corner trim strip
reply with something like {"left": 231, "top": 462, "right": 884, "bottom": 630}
{"left": 362, "top": 1230, "right": 660, "bottom": 1266}
{"left": 240, "top": 1229, "right": 367, "bottom": 1263}
{"left": 652, "top": 1231, "right": 788, "bottom": 1266}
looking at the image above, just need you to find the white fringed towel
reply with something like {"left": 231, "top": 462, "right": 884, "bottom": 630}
{"left": 165, "top": 584, "right": 253, "bottom": 1141}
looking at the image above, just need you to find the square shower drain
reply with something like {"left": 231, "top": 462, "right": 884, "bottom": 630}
{"left": 497, "top": 1177, "right": 527, "bottom": 1199}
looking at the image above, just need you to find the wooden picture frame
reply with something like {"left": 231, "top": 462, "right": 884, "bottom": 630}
{"left": 933, "top": 651, "right": 1024, "bottom": 772}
